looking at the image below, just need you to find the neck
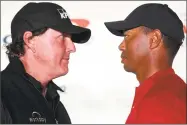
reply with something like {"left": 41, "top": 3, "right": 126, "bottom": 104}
{"left": 136, "top": 57, "right": 172, "bottom": 83}
{"left": 20, "top": 55, "right": 53, "bottom": 88}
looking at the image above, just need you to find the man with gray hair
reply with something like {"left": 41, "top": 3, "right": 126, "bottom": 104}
{"left": 1, "top": 2, "right": 91, "bottom": 124}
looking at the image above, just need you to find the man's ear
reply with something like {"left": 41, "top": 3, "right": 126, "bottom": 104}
{"left": 149, "top": 29, "right": 163, "bottom": 50}
{"left": 23, "top": 31, "right": 36, "bottom": 53}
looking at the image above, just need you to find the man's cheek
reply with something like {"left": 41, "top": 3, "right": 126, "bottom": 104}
{"left": 136, "top": 37, "right": 149, "bottom": 54}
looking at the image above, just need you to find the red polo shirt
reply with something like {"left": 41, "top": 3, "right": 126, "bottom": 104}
{"left": 125, "top": 68, "right": 186, "bottom": 124}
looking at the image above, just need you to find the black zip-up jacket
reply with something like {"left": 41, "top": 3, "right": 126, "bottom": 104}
{"left": 1, "top": 57, "right": 71, "bottom": 124}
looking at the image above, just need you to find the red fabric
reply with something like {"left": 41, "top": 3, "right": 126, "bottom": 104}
{"left": 125, "top": 68, "right": 186, "bottom": 124}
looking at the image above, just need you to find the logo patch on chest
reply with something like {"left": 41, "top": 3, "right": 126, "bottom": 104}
{"left": 29, "top": 111, "right": 46, "bottom": 123}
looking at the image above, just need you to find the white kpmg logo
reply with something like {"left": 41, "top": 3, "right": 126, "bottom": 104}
{"left": 29, "top": 111, "right": 46, "bottom": 123}
{"left": 57, "top": 9, "right": 69, "bottom": 19}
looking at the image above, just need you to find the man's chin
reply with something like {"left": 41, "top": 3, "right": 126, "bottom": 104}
{"left": 54, "top": 67, "right": 69, "bottom": 78}
{"left": 123, "top": 65, "right": 132, "bottom": 72}
{"left": 54, "top": 72, "right": 68, "bottom": 79}
{"left": 60, "top": 68, "right": 69, "bottom": 76}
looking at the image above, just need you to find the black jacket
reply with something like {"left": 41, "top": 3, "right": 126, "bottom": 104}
{"left": 1, "top": 57, "right": 71, "bottom": 124}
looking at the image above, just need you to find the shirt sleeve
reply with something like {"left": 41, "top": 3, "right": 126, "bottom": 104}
{"left": 136, "top": 91, "right": 186, "bottom": 124}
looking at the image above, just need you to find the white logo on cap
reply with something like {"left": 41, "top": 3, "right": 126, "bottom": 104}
{"left": 57, "top": 9, "right": 69, "bottom": 19}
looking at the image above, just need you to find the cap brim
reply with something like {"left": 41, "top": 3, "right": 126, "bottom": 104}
{"left": 104, "top": 20, "right": 139, "bottom": 36}
{"left": 52, "top": 24, "right": 91, "bottom": 44}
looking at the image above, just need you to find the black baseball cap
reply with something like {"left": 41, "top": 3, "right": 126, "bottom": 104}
{"left": 11, "top": 2, "right": 91, "bottom": 43}
{"left": 104, "top": 3, "right": 184, "bottom": 42}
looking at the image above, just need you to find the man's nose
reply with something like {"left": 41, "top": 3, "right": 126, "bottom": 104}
{"left": 119, "top": 40, "right": 126, "bottom": 51}
{"left": 66, "top": 39, "right": 76, "bottom": 53}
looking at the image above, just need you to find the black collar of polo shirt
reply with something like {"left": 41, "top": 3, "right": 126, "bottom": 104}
{"left": 8, "top": 56, "right": 64, "bottom": 95}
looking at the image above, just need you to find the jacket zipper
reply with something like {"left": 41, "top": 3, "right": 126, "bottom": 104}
{"left": 22, "top": 75, "right": 58, "bottom": 123}
{"left": 54, "top": 100, "right": 60, "bottom": 124}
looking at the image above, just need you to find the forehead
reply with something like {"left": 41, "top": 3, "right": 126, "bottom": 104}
{"left": 44, "top": 28, "right": 71, "bottom": 37}
{"left": 123, "top": 26, "right": 143, "bottom": 35}
{"left": 46, "top": 28, "right": 62, "bottom": 36}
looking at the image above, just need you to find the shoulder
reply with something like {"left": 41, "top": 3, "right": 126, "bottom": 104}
{"left": 144, "top": 73, "right": 186, "bottom": 112}
{"left": 1, "top": 64, "right": 22, "bottom": 96}
{"left": 1, "top": 69, "right": 12, "bottom": 90}
{"left": 149, "top": 73, "right": 186, "bottom": 99}
{"left": 137, "top": 75, "right": 186, "bottom": 123}
{"left": 1, "top": 64, "right": 15, "bottom": 82}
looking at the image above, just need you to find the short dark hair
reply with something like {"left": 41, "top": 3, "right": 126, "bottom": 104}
{"left": 6, "top": 27, "right": 48, "bottom": 58}
{"left": 141, "top": 26, "right": 183, "bottom": 60}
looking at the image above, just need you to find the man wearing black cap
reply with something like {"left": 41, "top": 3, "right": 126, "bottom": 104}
{"left": 104, "top": 3, "right": 186, "bottom": 123}
{"left": 1, "top": 2, "right": 91, "bottom": 124}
